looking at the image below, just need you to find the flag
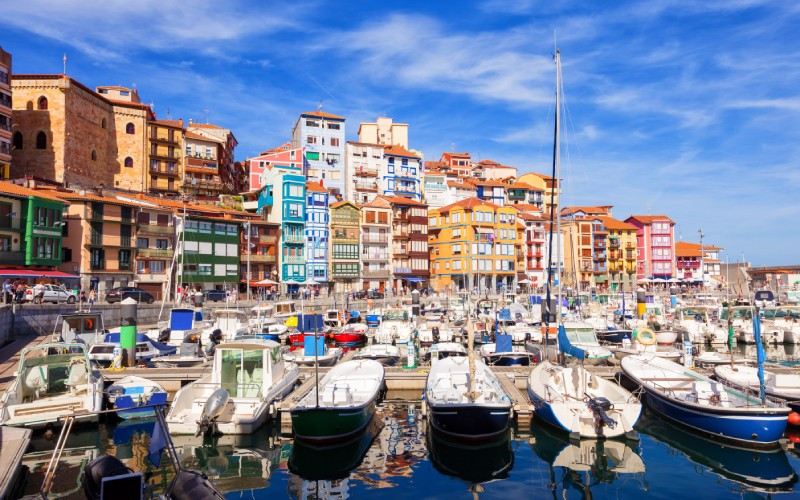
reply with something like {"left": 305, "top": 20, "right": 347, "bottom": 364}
{"left": 148, "top": 417, "right": 167, "bottom": 468}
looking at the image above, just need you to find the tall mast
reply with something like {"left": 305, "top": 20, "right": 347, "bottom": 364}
{"left": 554, "top": 50, "right": 563, "bottom": 326}
{"left": 544, "top": 49, "right": 562, "bottom": 355}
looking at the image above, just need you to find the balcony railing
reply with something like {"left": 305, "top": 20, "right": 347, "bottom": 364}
{"left": 152, "top": 135, "right": 179, "bottom": 144}
{"left": 363, "top": 269, "right": 390, "bottom": 278}
{"left": 362, "top": 253, "right": 389, "bottom": 261}
{"left": 283, "top": 234, "right": 305, "bottom": 244}
{"left": 354, "top": 182, "right": 378, "bottom": 192}
{"left": 332, "top": 269, "right": 359, "bottom": 277}
{"left": 245, "top": 254, "right": 276, "bottom": 263}
{"left": 258, "top": 234, "right": 277, "bottom": 244}
{"left": 90, "top": 261, "right": 105, "bottom": 271}
{"left": 393, "top": 267, "right": 411, "bottom": 274}
{"left": 283, "top": 256, "right": 304, "bottom": 264}
{"left": 0, "top": 250, "right": 25, "bottom": 265}
{"left": 137, "top": 247, "right": 172, "bottom": 258}
{"left": 332, "top": 233, "right": 358, "bottom": 242}
{"left": 362, "top": 234, "right": 388, "bottom": 243}
{"left": 625, "top": 253, "right": 636, "bottom": 261}
{"left": 150, "top": 150, "right": 180, "bottom": 160}
{"left": 150, "top": 166, "right": 180, "bottom": 177}
{"left": 137, "top": 224, "right": 174, "bottom": 236}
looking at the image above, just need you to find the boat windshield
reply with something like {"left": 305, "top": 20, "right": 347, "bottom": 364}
{"left": 220, "top": 348, "right": 264, "bottom": 398}
{"left": 566, "top": 328, "right": 597, "bottom": 343}
{"left": 383, "top": 309, "right": 408, "bottom": 321}
{"left": 647, "top": 307, "right": 663, "bottom": 315}
{"left": 776, "top": 307, "right": 800, "bottom": 318}
{"left": 20, "top": 351, "right": 88, "bottom": 396}
{"left": 721, "top": 308, "right": 752, "bottom": 320}
{"left": 276, "top": 303, "right": 296, "bottom": 314}
{"left": 681, "top": 308, "right": 708, "bottom": 320}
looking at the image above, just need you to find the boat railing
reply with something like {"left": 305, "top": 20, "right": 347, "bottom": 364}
{"left": 715, "top": 378, "right": 784, "bottom": 408}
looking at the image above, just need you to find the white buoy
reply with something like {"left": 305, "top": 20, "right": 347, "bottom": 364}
{"left": 683, "top": 337, "right": 693, "bottom": 368}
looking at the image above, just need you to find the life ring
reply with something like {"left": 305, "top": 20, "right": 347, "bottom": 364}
{"left": 636, "top": 328, "right": 656, "bottom": 346}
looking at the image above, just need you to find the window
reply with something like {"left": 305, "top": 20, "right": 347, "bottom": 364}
{"left": 150, "top": 261, "right": 165, "bottom": 273}
{"left": 306, "top": 151, "right": 320, "bottom": 161}
{"left": 126, "top": 123, "right": 135, "bottom": 134}
{"left": 327, "top": 122, "right": 340, "bottom": 130}
{"left": 91, "top": 149, "right": 97, "bottom": 161}
{"left": 12, "top": 131, "right": 22, "bottom": 150}
{"left": 137, "top": 237, "right": 149, "bottom": 249}
{"left": 101, "top": 117, "right": 107, "bottom": 129}
{"left": 307, "top": 136, "right": 317, "bottom": 145}
{"left": 90, "top": 248, "right": 105, "bottom": 270}
{"left": 38, "top": 96, "right": 48, "bottom": 110}
{"left": 124, "top": 156, "right": 133, "bottom": 168}
{"left": 330, "top": 138, "right": 340, "bottom": 147}
{"left": 36, "top": 131, "right": 46, "bottom": 150}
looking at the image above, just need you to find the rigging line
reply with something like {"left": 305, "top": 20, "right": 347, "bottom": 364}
{"left": 561, "top": 82, "right": 591, "bottom": 190}
{"left": 535, "top": 99, "right": 555, "bottom": 166}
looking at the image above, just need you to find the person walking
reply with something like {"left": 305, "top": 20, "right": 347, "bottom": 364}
{"left": 34, "top": 281, "right": 45, "bottom": 304}
{"left": 88, "top": 289, "right": 96, "bottom": 308}
{"left": 2, "top": 279, "right": 11, "bottom": 305}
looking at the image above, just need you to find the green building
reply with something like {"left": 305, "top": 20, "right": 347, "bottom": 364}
{"left": 177, "top": 215, "right": 241, "bottom": 290}
{"left": 0, "top": 180, "right": 65, "bottom": 269}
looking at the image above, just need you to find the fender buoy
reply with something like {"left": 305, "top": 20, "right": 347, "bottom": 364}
{"left": 637, "top": 328, "right": 657, "bottom": 346}
{"left": 787, "top": 426, "right": 800, "bottom": 443}
{"left": 789, "top": 412, "right": 800, "bottom": 426}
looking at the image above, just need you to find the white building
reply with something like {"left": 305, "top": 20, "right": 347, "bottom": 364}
{"left": 380, "top": 145, "right": 423, "bottom": 201}
{"left": 292, "top": 111, "right": 346, "bottom": 199}
{"left": 357, "top": 116, "right": 409, "bottom": 149}
{"left": 344, "top": 141, "right": 385, "bottom": 205}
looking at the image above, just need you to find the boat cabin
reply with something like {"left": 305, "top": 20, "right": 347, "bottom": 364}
{"left": 53, "top": 313, "right": 105, "bottom": 346}
{"left": 382, "top": 308, "right": 409, "bottom": 322}
{"left": 212, "top": 341, "right": 285, "bottom": 399}
{"left": 562, "top": 322, "right": 600, "bottom": 346}
{"left": 275, "top": 301, "right": 297, "bottom": 317}
{"left": 677, "top": 307, "right": 712, "bottom": 323}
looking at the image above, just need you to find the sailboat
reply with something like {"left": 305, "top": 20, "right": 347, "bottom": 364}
{"left": 526, "top": 49, "right": 641, "bottom": 440}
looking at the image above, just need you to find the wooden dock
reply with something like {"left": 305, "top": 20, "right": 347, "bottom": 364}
{"left": 0, "top": 426, "right": 32, "bottom": 499}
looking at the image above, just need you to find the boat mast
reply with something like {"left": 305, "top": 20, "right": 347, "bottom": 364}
{"left": 554, "top": 49, "right": 562, "bottom": 327}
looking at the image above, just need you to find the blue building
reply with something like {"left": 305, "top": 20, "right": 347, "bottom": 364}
{"left": 259, "top": 169, "right": 307, "bottom": 284}
{"left": 475, "top": 180, "right": 507, "bottom": 206}
{"left": 380, "top": 145, "right": 423, "bottom": 200}
{"left": 305, "top": 181, "right": 329, "bottom": 284}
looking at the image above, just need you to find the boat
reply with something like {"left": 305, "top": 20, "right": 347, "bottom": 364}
{"left": 324, "top": 309, "right": 343, "bottom": 329}
{"left": 765, "top": 306, "right": 800, "bottom": 344}
{"left": 611, "top": 328, "right": 683, "bottom": 363}
{"left": 52, "top": 312, "right": 106, "bottom": 347}
{"left": 88, "top": 332, "right": 177, "bottom": 366}
{"left": 559, "top": 321, "right": 613, "bottom": 365}
{"left": 672, "top": 306, "right": 727, "bottom": 344}
{"left": 427, "top": 430, "right": 513, "bottom": 486}
{"left": 692, "top": 350, "right": 751, "bottom": 367}
{"left": 417, "top": 319, "right": 454, "bottom": 345}
{"left": 479, "top": 334, "right": 541, "bottom": 366}
{"left": 754, "top": 289, "right": 777, "bottom": 309}
{"left": 291, "top": 360, "right": 385, "bottom": 442}
{"left": 106, "top": 376, "right": 168, "bottom": 419}
{"left": 596, "top": 328, "right": 634, "bottom": 344}
{"left": 365, "top": 309, "right": 382, "bottom": 328}
{"left": 374, "top": 307, "right": 415, "bottom": 345}
{"left": 274, "top": 301, "right": 299, "bottom": 321}
{"left": 166, "top": 339, "right": 300, "bottom": 435}
{"left": 353, "top": 344, "right": 402, "bottom": 365}
{"left": 637, "top": 410, "right": 797, "bottom": 492}
{"left": 0, "top": 343, "right": 103, "bottom": 428}
{"left": 427, "top": 342, "right": 467, "bottom": 365}
{"left": 204, "top": 309, "right": 249, "bottom": 343}
{"left": 528, "top": 328, "right": 641, "bottom": 440}
{"left": 621, "top": 354, "right": 790, "bottom": 446}
{"left": 504, "top": 321, "right": 541, "bottom": 343}
{"left": 425, "top": 301, "right": 445, "bottom": 314}
{"left": 424, "top": 329, "right": 512, "bottom": 441}
{"left": 150, "top": 332, "right": 217, "bottom": 368}
{"left": 161, "top": 307, "right": 205, "bottom": 346}
{"left": 655, "top": 329, "right": 679, "bottom": 345}
{"left": 714, "top": 365, "right": 800, "bottom": 413}
{"left": 283, "top": 335, "right": 343, "bottom": 367}
{"left": 333, "top": 323, "right": 368, "bottom": 346}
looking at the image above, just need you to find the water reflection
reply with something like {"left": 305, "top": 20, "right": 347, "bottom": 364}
{"left": 427, "top": 430, "right": 514, "bottom": 485}
{"left": 637, "top": 411, "right": 798, "bottom": 492}
{"left": 733, "top": 343, "right": 800, "bottom": 366}
{"left": 531, "top": 424, "right": 646, "bottom": 495}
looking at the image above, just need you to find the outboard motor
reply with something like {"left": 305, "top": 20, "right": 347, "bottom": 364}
{"left": 586, "top": 396, "right": 617, "bottom": 432}
{"left": 169, "top": 469, "right": 226, "bottom": 500}
{"left": 196, "top": 388, "right": 229, "bottom": 437}
{"left": 83, "top": 455, "right": 133, "bottom": 500}
{"left": 204, "top": 329, "right": 222, "bottom": 357}
{"left": 158, "top": 327, "right": 172, "bottom": 344}
{"left": 432, "top": 326, "right": 440, "bottom": 343}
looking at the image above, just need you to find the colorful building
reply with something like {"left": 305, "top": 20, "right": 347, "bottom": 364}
{"left": 428, "top": 198, "right": 520, "bottom": 293}
{"left": 305, "top": 181, "right": 329, "bottom": 284}
{"left": 186, "top": 122, "right": 239, "bottom": 194}
{"left": 597, "top": 216, "right": 638, "bottom": 291}
{"left": 344, "top": 141, "right": 383, "bottom": 205}
{"left": 517, "top": 172, "right": 559, "bottom": 217}
{"left": 360, "top": 196, "right": 392, "bottom": 292}
{"left": 625, "top": 215, "right": 676, "bottom": 280}
{"left": 329, "top": 201, "right": 360, "bottom": 293}
{"left": 381, "top": 146, "right": 423, "bottom": 200}
{"left": 357, "top": 116, "right": 409, "bottom": 148}
{"left": 247, "top": 142, "right": 303, "bottom": 193}
{"left": 506, "top": 181, "right": 544, "bottom": 210}
{"left": 474, "top": 180, "right": 507, "bottom": 206}
{"left": 183, "top": 131, "right": 223, "bottom": 199}
{"left": 516, "top": 211, "right": 546, "bottom": 285}
{"left": 131, "top": 197, "right": 175, "bottom": 300}
{"left": 292, "top": 111, "right": 346, "bottom": 199}
{"left": 383, "top": 196, "right": 428, "bottom": 291}
{"left": 176, "top": 214, "right": 241, "bottom": 291}
{"left": 0, "top": 181, "right": 66, "bottom": 271}
{"left": 675, "top": 241, "right": 723, "bottom": 284}
{"left": 260, "top": 169, "right": 306, "bottom": 284}
{"left": 240, "top": 219, "right": 279, "bottom": 295}
{"left": 0, "top": 47, "right": 11, "bottom": 180}
{"left": 148, "top": 119, "right": 183, "bottom": 197}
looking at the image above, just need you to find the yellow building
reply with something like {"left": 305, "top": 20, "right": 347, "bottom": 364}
{"left": 429, "top": 197, "right": 523, "bottom": 293}
{"left": 563, "top": 214, "right": 638, "bottom": 292}
{"left": 148, "top": 119, "right": 184, "bottom": 196}
{"left": 597, "top": 216, "right": 638, "bottom": 291}
{"left": 517, "top": 172, "right": 559, "bottom": 217}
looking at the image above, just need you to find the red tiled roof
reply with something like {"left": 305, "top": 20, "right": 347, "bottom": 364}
{"left": 627, "top": 214, "right": 675, "bottom": 224}
{"left": 437, "top": 197, "right": 500, "bottom": 213}
{"left": 152, "top": 119, "right": 184, "bottom": 128}
{"left": 305, "top": 181, "right": 327, "bottom": 193}
{"left": 301, "top": 110, "right": 345, "bottom": 120}
{"left": 184, "top": 131, "right": 215, "bottom": 141}
{"left": 447, "top": 180, "right": 476, "bottom": 189}
{"left": 474, "top": 180, "right": 508, "bottom": 187}
{"left": 262, "top": 142, "right": 293, "bottom": 154}
{"left": 562, "top": 206, "right": 612, "bottom": 216}
{"left": 362, "top": 197, "right": 392, "bottom": 209}
{"left": 511, "top": 203, "right": 543, "bottom": 213}
{"left": 383, "top": 145, "right": 421, "bottom": 159}
{"left": 330, "top": 200, "right": 360, "bottom": 210}
{"left": 49, "top": 190, "right": 141, "bottom": 207}
{"left": 596, "top": 216, "right": 637, "bottom": 231}
{"left": 675, "top": 241, "right": 723, "bottom": 257}
{"left": 190, "top": 123, "right": 224, "bottom": 129}
{"left": 0, "top": 181, "right": 67, "bottom": 203}
{"left": 379, "top": 195, "right": 427, "bottom": 207}
{"left": 510, "top": 181, "right": 541, "bottom": 190}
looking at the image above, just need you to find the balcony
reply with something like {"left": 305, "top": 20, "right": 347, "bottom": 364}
{"left": 283, "top": 234, "right": 305, "bottom": 244}
{"left": 354, "top": 168, "right": 378, "bottom": 177}
{"left": 283, "top": 256, "right": 304, "bottom": 264}
{"left": 609, "top": 239, "right": 620, "bottom": 248}
{"left": 245, "top": 254, "right": 276, "bottom": 263}
{"left": 593, "top": 254, "right": 607, "bottom": 261}
{"left": 625, "top": 253, "right": 636, "bottom": 261}
{"left": 152, "top": 135, "right": 178, "bottom": 145}
{"left": 137, "top": 223, "right": 174, "bottom": 236}
{"left": 150, "top": 150, "right": 180, "bottom": 161}
{"left": 362, "top": 234, "right": 388, "bottom": 244}
{"left": 594, "top": 241, "right": 606, "bottom": 249}
{"left": 354, "top": 182, "right": 378, "bottom": 192}
{"left": 332, "top": 232, "right": 358, "bottom": 243}
{"left": 363, "top": 269, "right": 390, "bottom": 279}
{"left": 625, "top": 242, "right": 636, "bottom": 249}
{"left": 137, "top": 247, "right": 172, "bottom": 258}
{"left": 393, "top": 267, "right": 411, "bottom": 274}
{"left": 333, "top": 269, "right": 359, "bottom": 278}
{"left": 0, "top": 250, "right": 25, "bottom": 265}
{"left": 258, "top": 234, "right": 277, "bottom": 244}
{"left": 0, "top": 216, "right": 22, "bottom": 231}
{"left": 362, "top": 253, "right": 389, "bottom": 261}
{"left": 149, "top": 165, "right": 181, "bottom": 177}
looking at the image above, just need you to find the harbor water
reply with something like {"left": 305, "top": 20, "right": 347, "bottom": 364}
{"left": 17, "top": 393, "right": 800, "bottom": 499}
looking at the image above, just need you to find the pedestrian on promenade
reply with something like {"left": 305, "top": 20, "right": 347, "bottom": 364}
{"left": 34, "top": 281, "right": 45, "bottom": 304}
{"left": 2, "top": 279, "right": 11, "bottom": 304}
{"left": 14, "top": 282, "right": 25, "bottom": 303}
{"left": 88, "top": 289, "right": 96, "bottom": 307}
{"left": 79, "top": 289, "right": 86, "bottom": 305}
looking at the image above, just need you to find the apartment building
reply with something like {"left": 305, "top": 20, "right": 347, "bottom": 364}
{"left": 357, "top": 116, "right": 409, "bottom": 148}
{"left": 183, "top": 131, "right": 223, "bottom": 199}
{"left": 305, "top": 181, "right": 329, "bottom": 284}
{"left": 0, "top": 47, "right": 11, "bottom": 179}
{"left": 381, "top": 146, "right": 423, "bottom": 200}
{"left": 292, "top": 111, "right": 345, "bottom": 199}
{"left": 148, "top": 119, "right": 183, "bottom": 197}
{"left": 360, "top": 196, "right": 392, "bottom": 292}
{"left": 344, "top": 141, "right": 383, "bottom": 205}
{"left": 385, "top": 196, "right": 429, "bottom": 291}
{"left": 625, "top": 215, "right": 676, "bottom": 279}
{"left": 329, "top": 201, "right": 360, "bottom": 293}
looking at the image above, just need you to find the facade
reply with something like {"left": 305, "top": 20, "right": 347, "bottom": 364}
{"left": 260, "top": 169, "right": 306, "bottom": 283}
{"left": 0, "top": 47, "right": 11, "bottom": 179}
{"left": 305, "top": 181, "right": 329, "bottom": 284}
{"left": 344, "top": 141, "right": 383, "bottom": 205}
{"left": 329, "top": 201, "right": 360, "bottom": 293}
{"left": 517, "top": 172, "right": 559, "bottom": 216}
{"left": 148, "top": 119, "right": 183, "bottom": 197}
{"left": 381, "top": 146, "right": 423, "bottom": 200}
{"left": 357, "top": 117, "right": 409, "bottom": 148}
{"left": 675, "top": 241, "right": 723, "bottom": 283}
{"left": 428, "top": 198, "right": 520, "bottom": 293}
{"left": 421, "top": 170, "right": 448, "bottom": 209}
{"left": 54, "top": 191, "right": 138, "bottom": 294}
{"left": 517, "top": 211, "right": 546, "bottom": 285}
{"left": 292, "top": 111, "right": 345, "bottom": 199}
{"left": 133, "top": 200, "right": 175, "bottom": 300}
{"left": 240, "top": 219, "right": 279, "bottom": 295}
{"left": 186, "top": 123, "right": 238, "bottom": 194}
{"left": 360, "top": 196, "right": 392, "bottom": 292}
{"left": 177, "top": 215, "right": 241, "bottom": 290}
{"left": 0, "top": 181, "right": 66, "bottom": 270}
{"left": 597, "top": 216, "right": 638, "bottom": 291}
{"left": 506, "top": 181, "right": 544, "bottom": 210}
{"left": 385, "top": 196, "right": 429, "bottom": 291}
{"left": 183, "top": 131, "right": 223, "bottom": 199}
{"left": 11, "top": 75, "right": 153, "bottom": 191}
{"left": 247, "top": 143, "right": 303, "bottom": 193}
{"left": 625, "top": 215, "right": 676, "bottom": 279}
{"left": 472, "top": 159, "right": 517, "bottom": 180}
{"left": 439, "top": 152, "right": 472, "bottom": 173}
{"left": 475, "top": 180, "right": 507, "bottom": 206}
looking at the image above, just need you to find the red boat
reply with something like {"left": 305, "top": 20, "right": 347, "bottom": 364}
{"left": 333, "top": 324, "right": 368, "bottom": 346}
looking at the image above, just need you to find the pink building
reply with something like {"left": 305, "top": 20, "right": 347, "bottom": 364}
{"left": 247, "top": 142, "right": 303, "bottom": 192}
{"left": 624, "top": 215, "right": 676, "bottom": 279}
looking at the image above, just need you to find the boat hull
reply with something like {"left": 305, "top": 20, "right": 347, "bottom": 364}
{"left": 114, "top": 391, "right": 168, "bottom": 420}
{"left": 427, "top": 402, "right": 510, "bottom": 441}
{"left": 483, "top": 353, "right": 538, "bottom": 366}
{"left": 333, "top": 333, "right": 367, "bottom": 346}
{"left": 291, "top": 400, "right": 376, "bottom": 443}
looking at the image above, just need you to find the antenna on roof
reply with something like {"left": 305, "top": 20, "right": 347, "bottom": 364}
{"left": 204, "top": 109, "right": 209, "bottom": 123}
{"left": 316, "top": 101, "right": 323, "bottom": 112}
{"left": 63, "top": 53, "right": 67, "bottom": 76}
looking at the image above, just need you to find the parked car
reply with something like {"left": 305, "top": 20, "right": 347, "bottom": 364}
{"left": 24, "top": 284, "right": 76, "bottom": 304}
{"left": 205, "top": 289, "right": 228, "bottom": 302}
{"left": 105, "top": 286, "right": 155, "bottom": 304}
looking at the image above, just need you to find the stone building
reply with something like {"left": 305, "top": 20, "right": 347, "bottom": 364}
{"left": 11, "top": 75, "right": 152, "bottom": 191}
{"left": 0, "top": 46, "right": 11, "bottom": 180}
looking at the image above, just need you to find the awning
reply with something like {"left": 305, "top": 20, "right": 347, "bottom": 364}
{"left": 402, "top": 277, "right": 426, "bottom": 282}
{"left": 0, "top": 269, "right": 80, "bottom": 279}
{"left": 475, "top": 228, "right": 494, "bottom": 234}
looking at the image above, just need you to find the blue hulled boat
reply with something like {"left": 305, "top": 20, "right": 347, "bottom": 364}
{"left": 106, "top": 376, "right": 168, "bottom": 419}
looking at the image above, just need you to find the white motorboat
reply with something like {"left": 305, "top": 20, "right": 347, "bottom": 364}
{"left": 504, "top": 322, "right": 541, "bottom": 344}
{"left": 87, "top": 332, "right": 176, "bottom": 366}
{"left": 480, "top": 334, "right": 541, "bottom": 366}
{"left": 714, "top": 365, "right": 800, "bottom": 413}
{"left": 324, "top": 309, "right": 342, "bottom": 329}
{"left": 418, "top": 320, "right": 454, "bottom": 345}
{"left": 162, "top": 307, "right": 205, "bottom": 346}
{"left": 205, "top": 309, "right": 250, "bottom": 343}
{"left": 612, "top": 328, "right": 683, "bottom": 363}
{"left": 560, "top": 321, "right": 613, "bottom": 365}
{"left": 52, "top": 312, "right": 106, "bottom": 347}
{"left": 0, "top": 343, "right": 103, "bottom": 428}
{"left": 106, "top": 375, "right": 168, "bottom": 419}
{"left": 672, "top": 306, "right": 727, "bottom": 344}
{"left": 374, "top": 307, "right": 415, "bottom": 345}
{"left": 166, "top": 339, "right": 300, "bottom": 435}
{"left": 353, "top": 344, "right": 403, "bottom": 365}
{"left": 428, "top": 342, "right": 467, "bottom": 365}
{"left": 764, "top": 306, "right": 800, "bottom": 344}
{"left": 283, "top": 335, "right": 343, "bottom": 367}
{"left": 693, "top": 350, "right": 751, "bottom": 367}
{"left": 150, "top": 331, "right": 216, "bottom": 368}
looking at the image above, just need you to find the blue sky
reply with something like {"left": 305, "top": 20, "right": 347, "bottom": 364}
{"left": 3, "top": 0, "right": 799, "bottom": 265}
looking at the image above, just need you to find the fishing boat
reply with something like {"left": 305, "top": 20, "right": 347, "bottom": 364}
{"left": 374, "top": 307, "right": 415, "bottom": 345}
{"left": 560, "top": 321, "right": 613, "bottom": 365}
{"left": 52, "top": 312, "right": 106, "bottom": 347}
{"left": 754, "top": 290, "right": 777, "bottom": 309}
{"left": 0, "top": 343, "right": 103, "bottom": 428}
{"left": 353, "top": 344, "right": 402, "bottom": 365}
{"left": 426, "top": 301, "right": 445, "bottom": 314}
{"left": 275, "top": 301, "right": 299, "bottom": 321}
{"left": 714, "top": 365, "right": 800, "bottom": 412}
{"left": 166, "top": 339, "right": 300, "bottom": 435}
{"left": 417, "top": 319, "right": 454, "bottom": 345}
{"left": 621, "top": 354, "right": 790, "bottom": 446}
{"left": 106, "top": 375, "right": 168, "bottom": 419}
{"left": 291, "top": 360, "right": 385, "bottom": 442}
{"left": 479, "top": 334, "right": 541, "bottom": 366}
{"left": 333, "top": 323, "right": 368, "bottom": 346}
{"left": 283, "top": 335, "right": 343, "bottom": 367}
{"left": 88, "top": 332, "right": 177, "bottom": 366}
{"left": 324, "top": 309, "right": 343, "bottom": 329}
{"left": 692, "top": 350, "right": 751, "bottom": 367}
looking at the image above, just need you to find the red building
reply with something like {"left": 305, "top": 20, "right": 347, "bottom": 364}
{"left": 247, "top": 142, "right": 303, "bottom": 192}
{"left": 625, "top": 215, "right": 676, "bottom": 279}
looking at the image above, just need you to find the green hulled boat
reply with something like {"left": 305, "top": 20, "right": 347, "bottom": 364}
{"left": 291, "top": 359, "right": 384, "bottom": 443}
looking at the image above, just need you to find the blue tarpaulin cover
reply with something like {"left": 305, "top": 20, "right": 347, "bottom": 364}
{"left": 496, "top": 334, "right": 513, "bottom": 353}
{"left": 303, "top": 335, "right": 326, "bottom": 356}
{"left": 169, "top": 308, "right": 195, "bottom": 330}
{"left": 558, "top": 325, "right": 586, "bottom": 360}
{"left": 753, "top": 314, "right": 766, "bottom": 401}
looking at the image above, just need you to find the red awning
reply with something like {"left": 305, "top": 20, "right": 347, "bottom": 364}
{"left": 0, "top": 269, "right": 80, "bottom": 279}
